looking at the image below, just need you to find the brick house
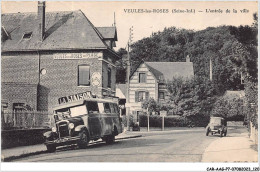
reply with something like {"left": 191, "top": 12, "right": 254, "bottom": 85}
{"left": 128, "top": 57, "right": 194, "bottom": 119}
{"left": 1, "top": 2, "right": 120, "bottom": 112}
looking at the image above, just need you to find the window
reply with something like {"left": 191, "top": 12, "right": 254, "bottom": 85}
{"left": 78, "top": 65, "right": 90, "bottom": 86}
{"left": 70, "top": 105, "right": 88, "bottom": 117}
{"left": 139, "top": 73, "right": 146, "bottom": 83}
{"left": 113, "top": 104, "right": 119, "bottom": 113}
{"left": 159, "top": 92, "right": 165, "bottom": 100}
{"left": 135, "top": 91, "right": 149, "bottom": 102}
{"left": 109, "top": 103, "right": 115, "bottom": 113}
{"left": 104, "top": 103, "right": 111, "bottom": 113}
{"left": 108, "top": 68, "right": 111, "bottom": 88}
{"left": 22, "top": 32, "right": 32, "bottom": 39}
{"left": 86, "top": 101, "right": 99, "bottom": 113}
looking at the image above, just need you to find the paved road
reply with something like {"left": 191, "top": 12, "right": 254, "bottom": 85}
{"left": 15, "top": 127, "right": 221, "bottom": 162}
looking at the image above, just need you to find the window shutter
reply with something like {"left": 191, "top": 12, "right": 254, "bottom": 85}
{"left": 145, "top": 91, "right": 149, "bottom": 101}
{"left": 135, "top": 91, "right": 138, "bottom": 102}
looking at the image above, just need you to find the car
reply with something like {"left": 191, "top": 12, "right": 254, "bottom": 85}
{"left": 206, "top": 117, "right": 227, "bottom": 137}
{"left": 43, "top": 98, "right": 123, "bottom": 152}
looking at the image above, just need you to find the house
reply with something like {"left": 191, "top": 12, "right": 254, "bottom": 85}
{"left": 128, "top": 56, "right": 194, "bottom": 119}
{"left": 1, "top": 2, "right": 120, "bottom": 112}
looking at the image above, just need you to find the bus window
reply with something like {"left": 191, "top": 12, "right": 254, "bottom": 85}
{"left": 104, "top": 103, "right": 111, "bottom": 113}
{"left": 98, "top": 103, "right": 105, "bottom": 113}
{"left": 113, "top": 104, "right": 119, "bottom": 114}
{"left": 70, "top": 105, "right": 88, "bottom": 117}
{"left": 86, "top": 101, "right": 99, "bottom": 113}
{"left": 110, "top": 103, "right": 115, "bottom": 113}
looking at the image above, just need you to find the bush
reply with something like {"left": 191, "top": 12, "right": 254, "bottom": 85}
{"left": 139, "top": 114, "right": 187, "bottom": 127}
{"left": 186, "top": 114, "right": 210, "bottom": 127}
{"left": 121, "top": 114, "right": 135, "bottom": 127}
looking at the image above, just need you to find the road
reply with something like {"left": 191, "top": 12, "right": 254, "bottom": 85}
{"left": 15, "top": 127, "right": 243, "bottom": 162}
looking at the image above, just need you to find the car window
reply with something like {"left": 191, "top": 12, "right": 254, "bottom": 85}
{"left": 55, "top": 108, "right": 70, "bottom": 120}
{"left": 210, "top": 118, "right": 221, "bottom": 124}
{"left": 113, "top": 104, "right": 119, "bottom": 113}
{"left": 86, "top": 101, "right": 99, "bottom": 113}
{"left": 104, "top": 103, "right": 111, "bottom": 113}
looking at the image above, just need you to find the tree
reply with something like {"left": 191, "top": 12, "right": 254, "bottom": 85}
{"left": 115, "top": 48, "right": 127, "bottom": 83}
{"left": 211, "top": 97, "right": 245, "bottom": 121}
{"left": 142, "top": 98, "right": 160, "bottom": 115}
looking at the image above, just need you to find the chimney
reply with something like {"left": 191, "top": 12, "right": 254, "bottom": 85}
{"left": 186, "top": 55, "right": 190, "bottom": 62}
{"left": 38, "top": 1, "right": 45, "bottom": 41}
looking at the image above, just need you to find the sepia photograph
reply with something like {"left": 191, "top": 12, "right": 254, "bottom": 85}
{"left": 1, "top": 0, "right": 258, "bottom": 171}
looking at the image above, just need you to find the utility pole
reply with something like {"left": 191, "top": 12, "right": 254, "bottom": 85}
{"left": 126, "top": 26, "right": 133, "bottom": 131}
{"left": 210, "top": 56, "right": 212, "bottom": 81}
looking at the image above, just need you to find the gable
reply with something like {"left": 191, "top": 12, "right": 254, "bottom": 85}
{"left": 130, "top": 63, "right": 157, "bottom": 83}
{"left": 96, "top": 27, "right": 117, "bottom": 41}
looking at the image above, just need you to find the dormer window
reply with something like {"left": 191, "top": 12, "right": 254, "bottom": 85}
{"left": 22, "top": 32, "right": 32, "bottom": 39}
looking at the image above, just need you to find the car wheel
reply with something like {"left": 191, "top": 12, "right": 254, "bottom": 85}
{"left": 78, "top": 130, "right": 89, "bottom": 149}
{"left": 46, "top": 145, "right": 56, "bottom": 153}
{"left": 206, "top": 129, "right": 209, "bottom": 136}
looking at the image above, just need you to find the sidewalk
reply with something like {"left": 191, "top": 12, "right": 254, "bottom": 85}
{"left": 1, "top": 131, "right": 142, "bottom": 162}
{"left": 201, "top": 132, "right": 258, "bottom": 162}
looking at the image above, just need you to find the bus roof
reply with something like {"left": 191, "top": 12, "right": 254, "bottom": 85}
{"left": 53, "top": 98, "right": 117, "bottom": 111}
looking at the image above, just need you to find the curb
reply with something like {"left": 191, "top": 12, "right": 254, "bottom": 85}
{"left": 2, "top": 134, "right": 142, "bottom": 162}
{"left": 116, "top": 134, "right": 142, "bottom": 140}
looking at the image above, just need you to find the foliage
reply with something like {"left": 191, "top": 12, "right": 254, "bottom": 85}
{"left": 115, "top": 14, "right": 257, "bottom": 128}
{"left": 121, "top": 114, "right": 135, "bottom": 127}
{"left": 166, "top": 77, "right": 216, "bottom": 118}
{"left": 115, "top": 48, "right": 127, "bottom": 83}
{"left": 211, "top": 97, "right": 245, "bottom": 121}
{"left": 139, "top": 114, "right": 186, "bottom": 127}
{"left": 128, "top": 26, "right": 246, "bottom": 94}
{"left": 141, "top": 98, "right": 160, "bottom": 114}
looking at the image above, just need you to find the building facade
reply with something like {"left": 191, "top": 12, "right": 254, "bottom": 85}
{"left": 128, "top": 57, "right": 194, "bottom": 119}
{"left": 1, "top": 2, "right": 120, "bottom": 112}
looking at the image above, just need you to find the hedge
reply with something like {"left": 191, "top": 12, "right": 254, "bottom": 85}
{"left": 139, "top": 114, "right": 187, "bottom": 127}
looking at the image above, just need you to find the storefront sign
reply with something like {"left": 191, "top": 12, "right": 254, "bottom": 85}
{"left": 53, "top": 53, "right": 102, "bottom": 60}
{"left": 58, "top": 91, "right": 93, "bottom": 104}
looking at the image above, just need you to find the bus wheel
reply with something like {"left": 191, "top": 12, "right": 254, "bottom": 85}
{"left": 105, "top": 135, "right": 115, "bottom": 144}
{"left": 78, "top": 130, "right": 89, "bottom": 149}
{"left": 46, "top": 145, "right": 56, "bottom": 153}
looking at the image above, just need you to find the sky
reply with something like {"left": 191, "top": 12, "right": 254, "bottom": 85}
{"left": 2, "top": 1, "right": 258, "bottom": 50}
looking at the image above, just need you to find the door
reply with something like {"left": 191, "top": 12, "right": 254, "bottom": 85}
{"left": 86, "top": 101, "right": 101, "bottom": 138}
{"left": 98, "top": 102, "right": 113, "bottom": 136}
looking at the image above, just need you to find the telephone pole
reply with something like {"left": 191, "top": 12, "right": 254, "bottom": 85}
{"left": 210, "top": 56, "right": 212, "bottom": 81}
{"left": 126, "top": 26, "right": 133, "bottom": 131}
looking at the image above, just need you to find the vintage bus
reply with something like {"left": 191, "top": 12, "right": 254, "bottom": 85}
{"left": 43, "top": 98, "right": 123, "bottom": 152}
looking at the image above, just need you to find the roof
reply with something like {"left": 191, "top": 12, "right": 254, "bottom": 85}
{"left": 1, "top": 10, "right": 118, "bottom": 52}
{"left": 53, "top": 98, "right": 117, "bottom": 111}
{"left": 96, "top": 27, "right": 117, "bottom": 41}
{"left": 145, "top": 62, "right": 194, "bottom": 81}
{"left": 145, "top": 63, "right": 164, "bottom": 80}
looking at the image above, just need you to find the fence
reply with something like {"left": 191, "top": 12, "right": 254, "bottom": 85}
{"left": 2, "top": 110, "right": 54, "bottom": 129}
